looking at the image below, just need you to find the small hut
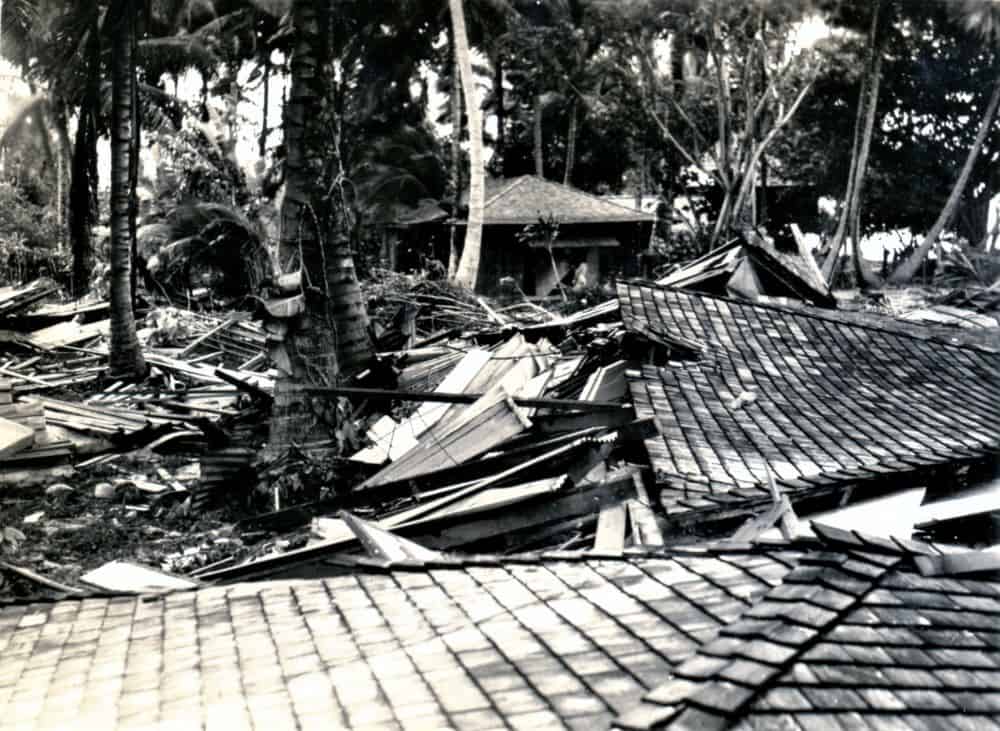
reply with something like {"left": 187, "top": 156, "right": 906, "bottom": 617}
{"left": 451, "top": 176, "right": 656, "bottom": 295}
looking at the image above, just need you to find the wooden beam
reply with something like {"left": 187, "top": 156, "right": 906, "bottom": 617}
{"left": 307, "top": 386, "right": 627, "bottom": 412}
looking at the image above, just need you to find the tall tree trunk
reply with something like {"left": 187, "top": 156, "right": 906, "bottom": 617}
{"left": 268, "top": 0, "right": 372, "bottom": 451}
{"left": 889, "top": 74, "right": 1000, "bottom": 284}
{"left": 129, "top": 4, "right": 140, "bottom": 308}
{"left": 823, "top": 0, "right": 884, "bottom": 289}
{"left": 450, "top": 0, "right": 484, "bottom": 290}
{"left": 259, "top": 53, "right": 270, "bottom": 158}
{"left": 533, "top": 91, "right": 544, "bottom": 177}
{"left": 70, "top": 13, "right": 100, "bottom": 298}
{"left": 447, "top": 27, "right": 462, "bottom": 281}
{"left": 848, "top": 43, "right": 884, "bottom": 291}
{"left": 108, "top": 0, "right": 146, "bottom": 379}
{"left": 494, "top": 52, "right": 505, "bottom": 173}
{"left": 563, "top": 97, "right": 578, "bottom": 186}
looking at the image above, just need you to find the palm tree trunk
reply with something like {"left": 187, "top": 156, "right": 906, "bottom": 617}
{"left": 448, "top": 28, "right": 462, "bottom": 281}
{"left": 494, "top": 52, "right": 505, "bottom": 172}
{"left": 889, "top": 74, "right": 1000, "bottom": 284}
{"left": 450, "top": 0, "right": 484, "bottom": 290}
{"left": 269, "top": 0, "right": 372, "bottom": 451}
{"left": 823, "top": 0, "right": 884, "bottom": 288}
{"left": 259, "top": 54, "right": 270, "bottom": 158}
{"left": 70, "top": 13, "right": 100, "bottom": 298}
{"left": 128, "top": 4, "right": 140, "bottom": 308}
{"left": 848, "top": 43, "right": 884, "bottom": 291}
{"left": 108, "top": 0, "right": 146, "bottom": 379}
{"left": 563, "top": 97, "right": 578, "bottom": 185}
{"left": 533, "top": 91, "right": 544, "bottom": 177}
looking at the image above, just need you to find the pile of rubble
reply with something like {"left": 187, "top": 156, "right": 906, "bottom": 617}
{"left": 3, "top": 258, "right": 1000, "bottom": 730}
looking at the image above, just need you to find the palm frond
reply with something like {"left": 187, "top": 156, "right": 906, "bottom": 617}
{"left": 954, "top": 0, "right": 1000, "bottom": 45}
{"left": 137, "top": 35, "right": 220, "bottom": 74}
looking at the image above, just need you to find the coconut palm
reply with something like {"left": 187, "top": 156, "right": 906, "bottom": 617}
{"left": 449, "top": 0, "right": 485, "bottom": 290}
{"left": 108, "top": 0, "right": 146, "bottom": 378}
{"left": 268, "top": 0, "right": 373, "bottom": 450}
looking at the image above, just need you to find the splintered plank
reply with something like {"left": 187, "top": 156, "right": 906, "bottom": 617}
{"left": 593, "top": 502, "right": 628, "bottom": 554}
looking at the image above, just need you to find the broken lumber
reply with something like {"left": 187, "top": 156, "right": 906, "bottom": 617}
{"left": 310, "top": 386, "right": 626, "bottom": 412}
{"left": 593, "top": 502, "right": 628, "bottom": 553}
{"left": 339, "top": 511, "right": 444, "bottom": 563}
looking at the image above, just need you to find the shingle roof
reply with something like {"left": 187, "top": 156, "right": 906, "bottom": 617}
{"left": 618, "top": 282, "right": 1000, "bottom": 518}
{"left": 6, "top": 530, "right": 1000, "bottom": 730}
{"left": 0, "top": 548, "right": 800, "bottom": 731}
{"left": 618, "top": 525, "right": 1000, "bottom": 731}
{"left": 477, "top": 176, "right": 656, "bottom": 225}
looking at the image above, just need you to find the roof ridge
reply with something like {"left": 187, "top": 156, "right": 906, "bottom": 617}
{"left": 613, "top": 551, "right": 903, "bottom": 730}
{"left": 624, "top": 279, "right": 1000, "bottom": 356}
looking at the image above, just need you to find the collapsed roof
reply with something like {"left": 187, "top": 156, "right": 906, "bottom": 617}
{"left": 3, "top": 528, "right": 1000, "bottom": 730}
{"left": 619, "top": 281, "right": 1000, "bottom": 528}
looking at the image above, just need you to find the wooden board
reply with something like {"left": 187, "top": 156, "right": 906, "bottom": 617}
{"left": 0, "top": 416, "right": 34, "bottom": 459}
{"left": 80, "top": 560, "right": 198, "bottom": 593}
{"left": 351, "top": 349, "right": 493, "bottom": 465}
{"left": 593, "top": 502, "right": 628, "bottom": 553}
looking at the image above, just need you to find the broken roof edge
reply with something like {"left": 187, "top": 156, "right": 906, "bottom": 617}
{"left": 618, "top": 279, "right": 1000, "bottom": 356}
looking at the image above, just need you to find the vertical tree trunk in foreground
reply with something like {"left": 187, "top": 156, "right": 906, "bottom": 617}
{"left": 108, "top": 0, "right": 146, "bottom": 379}
{"left": 494, "top": 52, "right": 506, "bottom": 172}
{"left": 450, "top": 0, "right": 485, "bottom": 290}
{"left": 70, "top": 14, "right": 99, "bottom": 297}
{"left": 889, "top": 74, "right": 1000, "bottom": 284}
{"left": 268, "top": 0, "right": 372, "bottom": 450}
{"left": 447, "top": 28, "right": 462, "bottom": 281}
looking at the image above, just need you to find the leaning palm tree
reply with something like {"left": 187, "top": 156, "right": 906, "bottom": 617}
{"left": 449, "top": 0, "right": 485, "bottom": 290}
{"left": 268, "top": 0, "right": 373, "bottom": 450}
{"left": 108, "top": 0, "right": 146, "bottom": 379}
{"left": 889, "top": 0, "right": 1000, "bottom": 284}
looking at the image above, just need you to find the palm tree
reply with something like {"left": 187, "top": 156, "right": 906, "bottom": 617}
{"left": 889, "top": 1, "right": 1000, "bottom": 284}
{"left": 268, "top": 0, "right": 372, "bottom": 450}
{"left": 69, "top": 10, "right": 100, "bottom": 297}
{"left": 821, "top": 0, "right": 887, "bottom": 290}
{"left": 450, "top": 0, "right": 485, "bottom": 290}
{"left": 108, "top": 0, "right": 146, "bottom": 379}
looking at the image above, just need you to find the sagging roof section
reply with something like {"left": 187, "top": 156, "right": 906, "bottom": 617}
{"left": 618, "top": 282, "right": 1000, "bottom": 511}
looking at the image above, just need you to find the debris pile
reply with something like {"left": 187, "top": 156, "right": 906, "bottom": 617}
{"left": 3, "top": 266, "right": 1000, "bottom": 597}
{"left": 4, "top": 264, "right": 1000, "bottom": 730}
